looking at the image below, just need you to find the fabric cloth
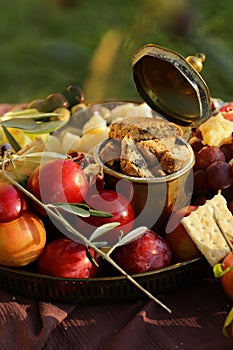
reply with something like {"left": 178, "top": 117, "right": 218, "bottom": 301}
{"left": 0, "top": 277, "right": 232, "bottom": 350}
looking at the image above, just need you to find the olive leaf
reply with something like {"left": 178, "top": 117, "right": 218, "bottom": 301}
{"left": 114, "top": 226, "right": 147, "bottom": 247}
{"left": 1, "top": 118, "right": 38, "bottom": 130}
{"left": 25, "top": 120, "right": 68, "bottom": 134}
{"left": 3, "top": 108, "right": 41, "bottom": 117}
{"left": 223, "top": 307, "right": 233, "bottom": 338}
{"left": 88, "top": 209, "right": 112, "bottom": 218}
{"left": 89, "top": 222, "right": 120, "bottom": 242}
{"left": 3, "top": 109, "right": 59, "bottom": 121}
{"left": 1, "top": 125, "right": 21, "bottom": 152}
{"left": 1, "top": 116, "right": 67, "bottom": 134}
{"left": 85, "top": 245, "right": 99, "bottom": 267}
{"left": 48, "top": 203, "right": 91, "bottom": 217}
{"left": 49, "top": 202, "right": 113, "bottom": 218}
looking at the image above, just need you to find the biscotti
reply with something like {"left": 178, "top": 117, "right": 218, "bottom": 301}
{"left": 100, "top": 116, "right": 190, "bottom": 178}
{"left": 108, "top": 116, "right": 183, "bottom": 141}
{"left": 120, "top": 135, "right": 155, "bottom": 178}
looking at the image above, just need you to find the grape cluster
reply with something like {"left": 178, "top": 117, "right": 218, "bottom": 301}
{"left": 190, "top": 101, "right": 233, "bottom": 206}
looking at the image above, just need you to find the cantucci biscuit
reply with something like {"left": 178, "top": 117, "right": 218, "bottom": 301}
{"left": 120, "top": 134, "right": 154, "bottom": 178}
{"left": 103, "top": 116, "right": 190, "bottom": 177}
{"left": 181, "top": 195, "right": 232, "bottom": 266}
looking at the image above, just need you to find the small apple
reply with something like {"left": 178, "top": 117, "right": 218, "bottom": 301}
{"left": 166, "top": 205, "right": 202, "bottom": 262}
{"left": 0, "top": 181, "right": 28, "bottom": 222}
{"left": 111, "top": 228, "right": 172, "bottom": 274}
{"left": 37, "top": 236, "right": 98, "bottom": 278}
{"left": 77, "top": 189, "right": 135, "bottom": 245}
{"left": 27, "top": 158, "right": 88, "bottom": 215}
{"left": 0, "top": 210, "right": 46, "bottom": 267}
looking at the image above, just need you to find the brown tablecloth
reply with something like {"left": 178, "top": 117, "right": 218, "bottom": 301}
{"left": 0, "top": 277, "right": 232, "bottom": 350}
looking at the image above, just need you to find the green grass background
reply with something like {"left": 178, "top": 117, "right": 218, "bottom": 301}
{"left": 0, "top": 0, "right": 232, "bottom": 104}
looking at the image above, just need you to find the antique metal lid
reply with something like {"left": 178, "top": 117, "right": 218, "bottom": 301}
{"left": 132, "top": 44, "right": 212, "bottom": 127}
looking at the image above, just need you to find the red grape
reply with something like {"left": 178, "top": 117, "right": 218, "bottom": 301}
{"left": 206, "top": 161, "right": 233, "bottom": 190}
{"left": 195, "top": 146, "right": 225, "bottom": 170}
{"left": 193, "top": 169, "right": 210, "bottom": 196}
{"left": 189, "top": 137, "right": 204, "bottom": 152}
{"left": 220, "top": 143, "right": 233, "bottom": 162}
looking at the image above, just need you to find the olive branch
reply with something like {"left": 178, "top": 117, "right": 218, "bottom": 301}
{"left": 0, "top": 163, "right": 172, "bottom": 314}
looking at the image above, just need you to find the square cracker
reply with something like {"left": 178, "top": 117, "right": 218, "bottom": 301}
{"left": 181, "top": 194, "right": 232, "bottom": 266}
{"left": 208, "top": 193, "right": 233, "bottom": 242}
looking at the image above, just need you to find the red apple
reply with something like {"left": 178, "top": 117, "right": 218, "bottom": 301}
{"left": 27, "top": 158, "right": 88, "bottom": 215}
{"left": 37, "top": 236, "right": 98, "bottom": 278}
{"left": 111, "top": 228, "right": 172, "bottom": 274}
{"left": 166, "top": 205, "right": 202, "bottom": 262}
{"left": 0, "top": 210, "right": 46, "bottom": 267}
{"left": 77, "top": 189, "right": 135, "bottom": 245}
{"left": 0, "top": 181, "right": 28, "bottom": 222}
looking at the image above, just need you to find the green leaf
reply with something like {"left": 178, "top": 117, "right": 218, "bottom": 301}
{"left": 115, "top": 226, "right": 147, "bottom": 247}
{"left": 25, "top": 119, "right": 67, "bottom": 134}
{"left": 1, "top": 116, "right": 67, "bottom": 134}
{"left": 89, "top": 222, "right": 120, "bottom": 242}
{"left": 47, "top": 202, "right": 113, "bottom": 219}
{"left": 213, "top": 263, "right": 233, "bottom": 278}
{"left": 89, "top": 209, "right": 112, "bottom": 218}
{"left": 1, "top": 118, "right": 37, "bottom": 130}
{"left": 49, "top": 203, "right": 91, "bottom": 217}
{"left": 4, "top": 108, "right": 40, "bottom": 117}
{"left": 4, "top": 109, "right": 59, "bottom": 121}
{"left": 213, "top": 263, "right": 224, "bottom": 278}
{"left": 223, "top": 307, "right": 233, "bottom": 338}
{"left": 1, "top": 125, "right": 21, "bottom": 152}
{"left": 65, "top": 203, "right": 112, "bottom": 218}
{"left": 85, "top": 245, "right": 99, "bottom": 267}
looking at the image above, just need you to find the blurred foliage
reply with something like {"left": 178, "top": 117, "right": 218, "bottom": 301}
{"left": 0, "top": 0, "right": 232, "bottom": 104}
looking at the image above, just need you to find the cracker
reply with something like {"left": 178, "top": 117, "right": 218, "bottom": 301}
{"left": 181, "top": 194, "right": 232, "bottom": 266}
{"left": 208, "top": 193, "right": 233, "bottom": 242}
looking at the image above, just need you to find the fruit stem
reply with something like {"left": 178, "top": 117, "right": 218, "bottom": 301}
{"left": 0, "top": 169, "right": 172, "bottom": 314}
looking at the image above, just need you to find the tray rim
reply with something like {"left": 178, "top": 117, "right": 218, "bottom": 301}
{"left": 0, "top": 257, "right": 207, "bottom": 304}
{"left": 0, "top": 257, "right": 203, "bottom": 283}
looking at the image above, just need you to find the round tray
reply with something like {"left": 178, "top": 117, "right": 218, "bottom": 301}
{"left": 0, "top": 258, "right": 208, "bottom": 304}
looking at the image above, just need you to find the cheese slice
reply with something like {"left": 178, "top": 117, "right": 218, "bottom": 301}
{"left": 199, "top": 113, "right": 233, "bottom": 147}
